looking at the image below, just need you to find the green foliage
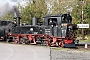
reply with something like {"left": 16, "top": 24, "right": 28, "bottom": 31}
{"left": 84, "top": 1, "right": 90, "bottom": 35}
{"left": 79, "top": 35, "right": 90, "bottom": 42}
{"left": 0, "top": 13, "right": 14, "bottom": 21}
{"left": 71, "top": 0, "right": 90, "bottom": 25}
{"left": 84, "top": 1, "right": 90, "bottom": 23}
{"left": 19, "top": 0, "right": 48, "bottom": 24}
{"left": 71, "top": 0, "right": 82, "bottom": 24}
{"left": 71, "top": 0, "right": 90, "bottom": 35}
{"left": 50, "top": 0, "right": 78, "bottom": 14}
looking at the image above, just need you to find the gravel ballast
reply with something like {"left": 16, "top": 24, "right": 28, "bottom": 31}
{"left": 51, "top": 48, "right": 90, "bottom": 60}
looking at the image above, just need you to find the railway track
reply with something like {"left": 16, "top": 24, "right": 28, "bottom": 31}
{"left": 0, "top": 40, "right": 90, "bottom": 50}
{"left": 76, "top": 43, "right": 90, "bottom": 49}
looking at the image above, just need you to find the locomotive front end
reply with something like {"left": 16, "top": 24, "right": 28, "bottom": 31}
{"left": 61, "top": 23, "right": 78, "bottom": 47}
{"left": 43, "top": 13, "right": 78, "bottom": 47}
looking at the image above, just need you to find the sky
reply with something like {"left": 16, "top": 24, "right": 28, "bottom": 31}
{"left": 0, "top": 0, "right": 28, "bottom": 7}
{"left": 1, "top": 0, "right": 18, "bottom": 2}
{"left": 0, "top": 0, "right": 20, "bottom": 16}
{"left": 0, "top": 0, "right": 17, "bottom": 5}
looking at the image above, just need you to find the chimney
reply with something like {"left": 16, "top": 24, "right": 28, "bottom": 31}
{"left": 13, "top": 6, "right": 21, "bottom": 26}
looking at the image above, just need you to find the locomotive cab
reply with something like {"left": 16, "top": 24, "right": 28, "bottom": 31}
{"left": 43, "top": 13, "right": 72, "bottom": 37}
{"left": 43, "top": 13, "right": 78, "bottom": 47}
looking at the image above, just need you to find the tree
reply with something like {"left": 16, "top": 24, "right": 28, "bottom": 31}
{"left": 0, "top": 13, "right": 14, "bottom": 21}
{"left": 19, "top": 0, "right": 48, "bottom": 24}
{"left": 71, "top": 0, "right": 82, "bottom": 24}
{"left": 84, "top": 1, "right": 90, "bottom": 24}
{"left": 45, "top": 0, "right": 78, "bottom": 14}
{"left": 71, "top": 0, "right": 90, "bottom": 35}
{"left": 84, "top": 1, "right": 90, "bottom": 35}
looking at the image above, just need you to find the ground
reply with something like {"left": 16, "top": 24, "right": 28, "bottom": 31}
{"left": 0, "top": 42, "right": 90, "bottom": 60}
{"left": 51, "top": 47, "right": 90, "bottom": 60}
{"left": 0, "top": 43, "right": 50, "bottom": 60}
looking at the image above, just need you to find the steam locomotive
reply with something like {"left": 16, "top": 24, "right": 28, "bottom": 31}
{"left": 0, "top": 13, "right": 78, "bottom": 47}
